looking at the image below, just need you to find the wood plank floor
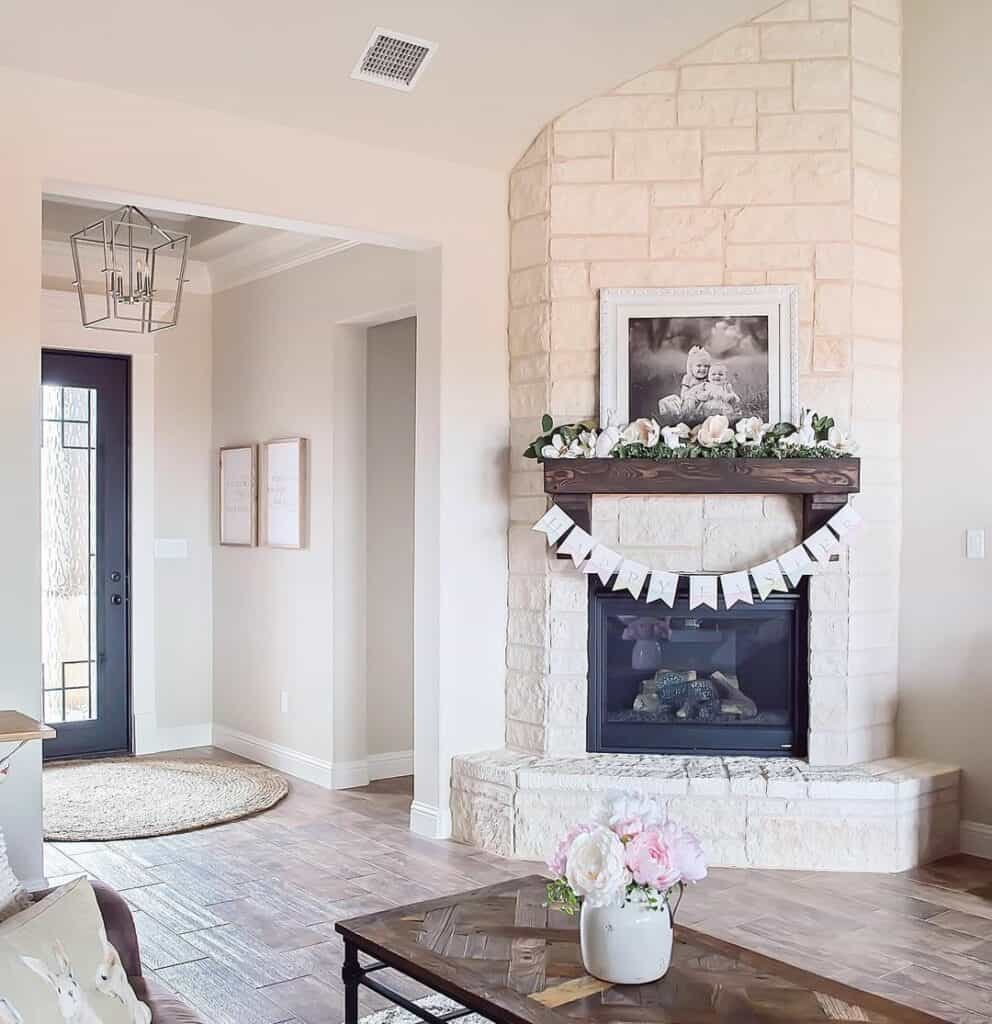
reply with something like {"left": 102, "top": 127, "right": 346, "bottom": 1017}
{"left": 44, "top": 747, "right": 992, "bottom": 1024}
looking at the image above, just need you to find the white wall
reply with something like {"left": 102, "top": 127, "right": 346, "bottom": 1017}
{"left": 901, "top": 0, "right": 992, "bottom": 828}
{"left": 211, "top": 245, "right": 417, "bottom": 785}
{"left": 366, "top": 318, "right": 416, "bottom": 763}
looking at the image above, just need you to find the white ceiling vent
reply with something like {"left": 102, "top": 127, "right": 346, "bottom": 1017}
{"left": 351, "top": 28, "right": 437, "bottom": 92}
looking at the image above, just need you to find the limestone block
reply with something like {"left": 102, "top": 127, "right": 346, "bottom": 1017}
{"left": 510, "top": 496, "right": 549, "bottom": 525}
{"left": 849, "top": 609, "right": 899, "bottom": 650}
{"left": 514, "top": 791, "right": 597, "bottom": 860}
{"left": 848, "top": 525, "right": 899, "bottom": 576}
{"left": 549, "top": 576, "right": 586, "bottom": 612}
{"left": 506, "top": 718, "right": 546, "bottom": 753}
{"left": 549, "top": 611, "right": 586, "bottom": 651}
{"left": 704, "top": 152, "right": 849, "bottom": 205}
{"left": 614, "top": 68, "right": 679, "bottom": 95}
{"left": 507, "top": 643, "right": 547, "bottom": 674}
{"left": 846, "top": 722, "right": 895, "bottom": 763}
{"left": 852, "top": 283, "right": 901, "bottom": 340}
{"left": 850, "top": 573, "right": 897, "bottom": 613}
{"left": 756, "top": 0, "right": 812, "bottom": 21}
{"left": 547, "top": 674, "right": 587, "bottom": 727}
{"left": 849, "top": 418, "right": 899, "bottom": 459}
{"left": 794, "top": 60, "right": 851, "bottom": 110}
{"left": 549, "top": 265, "right": 590, "bottom": 302}
{"left": 758, "top": 112, "right": 850, "bottom": 151}
{"left": 727, "top": 204, "right": 851, "bottom": 244}
{"left": 507, "top": 608, "right": 546, "bottom": 649}
{"left": 510, "top": 304, "right": 550, "bottom": 358}
{"left": 506, "top": 670, "right": 547, "bottom": 725}
{"left": 680, "top": 64, "right": 791, "bottom": 92}
{"left": 809, "top": 572, "right": 849, "bottom": 613}
{"left": 852, "top": 337, "right": 900, "bottom": 371}
{"left": 509, "top": 574, "right": 549, "bottom": 611}
{"left": 846, "top": 671, "right": 897, "bottom": 729}
{"left": 760, "top": 21, "right": 849, "bottom": 59}
{"left": 703, "top": 128, "right": 756, "bottom": 153}
{"left": 450, "top": 785, "right": 514, "bottom": 857}
{"left": 811, "top": 334, "right": 850, "bottom": 371}
{"left": 852, "top": 7, "right": 900, "bottom": 73}
{"left": 515, "top": 129, "right": 550, "bottom": 171}
{"left": 815, "top": 242, "right": 852, "bottom": 280}
{"left": 551, "top": 184, "right": 649, "bottom": 235}
{"left": 703, "top": 495, "right": 766, "bottom": 519}
{"left": 545, "top": 725, "right": 587, "bottom": 755}
{"left": 809, "top": 648, "right": 848, "bottom": 678}
{"left": 589, "top": 261, "right": 723, "bottom": 290}
{"left": 509, "top": 526, "right": 551, "bottom": 575}
{"left": 757, "top": 88, "right": 793, "bottom": 114}
{"left": 855, "top": 167, "right": 900, "bottom": 225}
{"left": 808, "top": 729, "right": 850, "bottom": 765}
{"left": 726, "top": 271, "right": 767, "bottom": 285}
{"left": 852, "top": 61, "right": 901, "bottom": 111}
{"left": 556, "top": 95, "right": 676, "bottom": 132}
{"left": 511, "top": 355, "right": 550, "bottom": 389}
{"left": 810, "top": 612, "right": 849, "bottom": 651}
{"left": 854, "top": 0, "right": 900, "bottom": 19}
{"left": 510, "top": 163, "right": 549, "bottom": 221}
{"left": 726, "top": 243, "right": 814, "bottom": 269}
{"left": 510, "top": 266, "right": 549, "bottom": 308}
{"left": 550, "top": 235, "right": 649, "bottom": 261}
{"left": 614, "top": 130, "right": 702, "bottom": 181}
{"left": 619, "top": 496, "right": 704, "bottom": 546}
{"left": 650, "top": 208, "right": 724, "bottom": 260}
{"left": 550, "top": 349, "right": 597, "bottom": 380}
{"left": 808, "top": 675, "right": 849, "bottom": 731}
{"left": 850, "top": 483, "right": 900, "bottom": 523}
{"left": 511, "top": 216, "right": 548, "bottom": 271}
{"left": 811, "top": 0, "right": 849, "bottom": 16}
{"left": 549, "top": 377, "right": 596, "bottom": 419}
{"left": 856, "top": 455, "right": 900, "bottom": 487}
{"left": 550, "top": 649, "right": 588, "bottom": 675}
{"left": 552, "top": 158, "right": 613, "bottom": 184}
{"left": 550, "top": 300, "right": 598, "bottom": 351}
{"left": 853, "top": 100, "right": 899, "bottom": 139}
{"left": 815, "top": 282, "right": 852, "bottom": 334}
{"left": 652, "top": 182, "right": 705, "bottom": 207}
{"left": 677, "top": 90, "right": 756, "bottom": 128}
{"left": 702, "top": 518, "right": 800, "bottom": 571}
{"left": 853, "top": 129, "right": 900, "bottom": 177}
{"left": 615, "top": 546, "right": 703, "bottom": 572}
{"left": 678, "top": 27, "right": 760, "bottom": 65}
{"left": 764, "top": 495, "right": 801, "bottom": 521}
{"left": 509, "top": 380, "right": 548, "bottom": 420}
{"left": 767, "top": 268, "right": 813, "bottom": 324}
{"left": 554, "top": 131, "right": 613, "bottom": 159}
{"left": 667, "top": 797, "right": 747, "bottom": 839}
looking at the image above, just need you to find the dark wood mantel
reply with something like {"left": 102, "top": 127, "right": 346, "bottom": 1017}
{"left": 544, "top": 457, "right": 860, "bottom": 544}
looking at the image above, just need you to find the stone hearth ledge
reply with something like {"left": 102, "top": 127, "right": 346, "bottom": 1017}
{"left": 451, "top": 751, "right": 960, "bottom": 873}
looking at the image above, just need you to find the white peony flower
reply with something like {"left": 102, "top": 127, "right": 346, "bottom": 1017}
{"left": 621, "top": 417, "right": 661, "bottom": 447}
{"left": 596, "top": 790, "right": 665, "bottom": 831}
{"left": 595, "top": 425, "right": 622, "bottom": 458}
{"left": 541, "top": 434, "right": 568, "bottom": 459}
{"left": 734, "top": 417, "right": 766, "bottom": 446}
{"left": 822, "top": 425, "right": 857, "bottom": 454}
{"left": 661, "top": 423, "right": 690, "bottom": 449}
{"left": 694, "top": 415, "right": 735, "bottom": 448}
{"left": 564, "top": 826, "right": 630, "bottom": 908}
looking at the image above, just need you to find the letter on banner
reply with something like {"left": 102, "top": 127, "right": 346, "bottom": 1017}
{"left": 720, "top": 571, "right": 754, "bottom": 608}
{"left": 751, "top": 559, "right": 787, "bottom": 600}
{"left": 613, "top": 560, "right": 649, "bottom": 598}
{"left": 583, "top": 544, "right": 623, "bottom": 585}
{"left": 829, "top": 503, "right": 863, "bottom": 538}
{"left": 558, "top": 526, "right": 594, "bottom": 567}
{"left": 646, "top": 571, "right": 679, "bottom": 607}
{"left": 777, "top": 545, "right": 813, "bottom": 587}
{"left": 531, "top": 505, "right": 574, "bottom": 544}
{"left": 689, "top": 575, "right": 718, "bottom": 610}
{"left": 804, "top": 526, "right": 841, "bottom": 563}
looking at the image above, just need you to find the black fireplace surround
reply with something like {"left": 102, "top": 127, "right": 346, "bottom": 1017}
{"left": 587, "top": 579, "right": 808, "bottom": 758}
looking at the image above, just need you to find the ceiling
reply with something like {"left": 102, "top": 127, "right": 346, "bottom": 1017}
{"left": 1, "top": 1, "right": 771, "bottom": 169}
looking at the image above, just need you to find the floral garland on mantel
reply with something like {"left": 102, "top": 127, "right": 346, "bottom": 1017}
{"left": 523, "top": 409, "right": 856, "bottom": 463}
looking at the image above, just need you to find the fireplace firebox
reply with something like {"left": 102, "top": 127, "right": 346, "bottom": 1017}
{"left": 587, "top": 580, "right": 808, "bottom": 757}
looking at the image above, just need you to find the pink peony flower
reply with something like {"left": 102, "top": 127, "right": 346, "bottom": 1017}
{"left": 611, "top": 817, "right": 645, "bottom": 841}
{"left": 624, "top": 826, "right": 681, "bottom": 891}
{"left": 660, "top": 821, "right": 707, "bottom": 883}
{"left": 548, "top": 823, "right": 593, "bottom": 877}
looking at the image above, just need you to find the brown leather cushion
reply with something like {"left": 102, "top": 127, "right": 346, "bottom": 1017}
{"left": 131, "top": 976, "right": 207, "bottom": 1024}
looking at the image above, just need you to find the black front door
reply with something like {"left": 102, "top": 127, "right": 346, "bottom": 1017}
{"left": 40, "top": 351, "right": 131, "bottom": 759}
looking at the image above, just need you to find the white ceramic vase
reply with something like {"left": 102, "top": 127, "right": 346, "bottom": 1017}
{"left": 579, "top": 897, "right": 673, "bottom": 984}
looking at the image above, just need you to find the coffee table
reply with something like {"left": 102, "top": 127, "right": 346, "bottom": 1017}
{"left": 336, "top": 875, "right": 949, "bottom": 1023}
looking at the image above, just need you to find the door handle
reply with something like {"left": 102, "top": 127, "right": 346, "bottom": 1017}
{"left": 110, "top": 594, "right": 123, "bottom": 606}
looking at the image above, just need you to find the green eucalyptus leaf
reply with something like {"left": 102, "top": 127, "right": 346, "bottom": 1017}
{"left": 541, "top": 413, "right": 553, "bottom": 433}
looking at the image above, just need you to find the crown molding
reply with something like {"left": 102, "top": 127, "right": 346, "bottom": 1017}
{"left": 207, "top": 238, "right": 361, "bottom": 294}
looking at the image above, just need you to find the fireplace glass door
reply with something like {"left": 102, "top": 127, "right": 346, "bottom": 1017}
{"left": 587, "top": 584, "right": 806, "bottom": 757}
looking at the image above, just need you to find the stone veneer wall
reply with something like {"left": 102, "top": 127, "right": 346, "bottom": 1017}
{"left": 506, "top": 0, "right": 903, "bottom": 768}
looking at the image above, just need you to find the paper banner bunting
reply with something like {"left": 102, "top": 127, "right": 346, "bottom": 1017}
{"left": 531, "top": 505, "right": 574, "bottom": 544}
{"left": 720, "top": 570, "right": 754, "bottom": 609}
{"left": 558, "top": 526, "right": 594, "bottom": 567}
{"left": 689, "top": 575, "right": 718, "bottom": 610}
{"left": 646, "top": 570, "right": 680, "bottom": 607}
{"left": 829, "top": 503, "right": 863, "bottom": 538}
{"left": 804, "top": 525, "right": 841, "bottom": 563}
{"left": 750, "top": 559, "right": 788, "bottom": 600}
{"left": 778, "top": 544, "right": 813, "bottom": 587}
{"left": 583, "top": 544, "right": 623, "bottom": 585}
{"left": 613, "top": 560, "right": 649, "bottom": 598}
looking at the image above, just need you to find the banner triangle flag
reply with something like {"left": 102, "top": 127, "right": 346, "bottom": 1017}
{"left": 613, "top": 560, "right": 649, "bottom": 598}
{"left": 557, "top": 526, "right": 594, "bottom": 567}
{"left": 828, "top": 503, "right": 863, "bottom": 538}
{"left": 804, "top": 526, "right": 841, "bottom": 563}
{"left": 689, "top": 575, "right": 719, "bottom": 610}
{"left": 531, "top": 505, "right": 574, "bottom": 544}
{"left": 751, "top": 559, "right": 787, "bottom": 600}
{"left": 720, "top": 571, "right": 754, "bottom": 609}
{"left": 583, "top": 544, "right": 623, "bottom": 586}
{"left": 646, "top": 571, "right": 679, "bottom": 607}
{"left": 778, "top": 545, "right": 813, "bottom": 587}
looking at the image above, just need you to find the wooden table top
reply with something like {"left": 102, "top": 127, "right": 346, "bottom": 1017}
{"left": 0, "top": 711, "right": 55, "bottom": 743}
{"left": 336, "top": 875, "right": 951, "bottom": 1024}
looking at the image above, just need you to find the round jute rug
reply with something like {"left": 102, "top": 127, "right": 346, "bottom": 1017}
{"left": 43, "top": 758, "right": 289, "bottom": 841}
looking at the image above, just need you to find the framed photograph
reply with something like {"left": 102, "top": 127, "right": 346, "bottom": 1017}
{"left": 599, "top": 286, "right": 799, "bottom": 429}
{"left": 219, "top": 445, "right": 257, "bottom": 547}
{"left": 262, "top": 437, "right": 307, "bottom": 549}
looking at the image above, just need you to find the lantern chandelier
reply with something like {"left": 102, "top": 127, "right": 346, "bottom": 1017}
{"left": 70, "top": 204, "right": 190, "bottom": 333}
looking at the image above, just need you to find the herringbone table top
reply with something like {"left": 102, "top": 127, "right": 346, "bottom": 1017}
{"left": 337, "top": 875, "right": 951, "bottom": 1024}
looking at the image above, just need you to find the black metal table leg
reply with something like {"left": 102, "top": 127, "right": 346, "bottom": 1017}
{"left": 343, "top": 940, "right": 360, "bottom": 1024}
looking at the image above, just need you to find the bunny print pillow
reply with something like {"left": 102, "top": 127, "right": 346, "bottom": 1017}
{"left": 0, "top": 877, "right": 150, "bottom": 1024}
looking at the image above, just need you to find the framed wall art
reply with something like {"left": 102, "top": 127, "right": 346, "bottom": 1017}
{"left": 219, "top": 444, "right": 257, "bottom": 547}
{"left": 599, "top": 285, "right": 800, "bottom": 429}
{"left": 262, "top": 437, "right": 308, "bottom": 549}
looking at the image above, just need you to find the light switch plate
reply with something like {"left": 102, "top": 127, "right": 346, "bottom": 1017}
{"left": 966, "top": 529, "right": 985, "bottom": 560}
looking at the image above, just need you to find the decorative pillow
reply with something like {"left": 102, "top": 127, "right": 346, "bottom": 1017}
{"left": 0, "top": 827, "right": 29, "bottom": 924}
{"left": 0, "top": 876, "right": 151, "bottom": 1024}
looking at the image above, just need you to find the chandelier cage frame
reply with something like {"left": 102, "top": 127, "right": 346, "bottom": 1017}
{"left": 69, "top": 204, "right": 190, "bottom": 334}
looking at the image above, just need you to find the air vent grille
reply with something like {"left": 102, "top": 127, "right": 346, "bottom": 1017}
{"left": 351, "top": 28, "right": 436, "bottom": 91}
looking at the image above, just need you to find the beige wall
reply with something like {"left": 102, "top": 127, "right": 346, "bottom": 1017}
{"left": 211, "top": 245, "right": 416, "bottom": 778}
{"left": 901, "top": 0, "right": 992, "bottom": 826}
{"left": 366, "top": 319, "right": 417, "bottom": 761}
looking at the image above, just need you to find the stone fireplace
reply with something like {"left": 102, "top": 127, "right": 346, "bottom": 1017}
{"left": 451, "top": 0, "right": 962, "bottom": 871}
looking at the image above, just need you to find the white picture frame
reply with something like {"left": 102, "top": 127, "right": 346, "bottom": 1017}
{"left": 599, "top": 285, "right": 800, "bottom": 429}
{"left": 262, "top": 437, "right": 308, "bottom": 549}
{"left": 219, "top": 445, "right": 257, "bottom": 547}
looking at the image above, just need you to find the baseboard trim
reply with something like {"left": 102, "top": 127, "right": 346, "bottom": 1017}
{"left": 213, "top": 725, "right": 336, "bottom": 789}
{"left": 409, "top": 799, "right": 442, "bottom": 838}
{"left": 960, "top": 820, "right": 992, "bottom": 860}
{"left": 367, "top": 749, "right": 414, "bottom": 781}
{"left": 133, "top": 716, "right": 213, "bottom": 756}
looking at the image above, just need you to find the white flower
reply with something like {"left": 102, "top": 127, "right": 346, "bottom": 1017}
{"left": 822, "top": 425, "right": 857, "bottom": 454}
{"left": 564, "top": 826, "right": 630, "bottom": 908}
{"left": 595, "top": 425, "right": 622, "bottom": 458}
{"left": 734, "top": 417, "right": 766, "bottom": 446}
{"left": 781, "top": 424, "right": 816, "bottom": 447}
{"left": 596, "top": 790, "right": 664, "bottom": 831}
{"left": 661, "top": 423, "right": 690, "bottom": 449}
{"left": 576, "top": 430, "right": 599, "bottom": 458}
{"left": 694, "top": 415, "right": 735, "bottom": 448}
{"left": 541, "top": 434, "right": 568, "bottom": 459}
{"left": 621, "top": 417, "right": 661, "bottom": 447}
